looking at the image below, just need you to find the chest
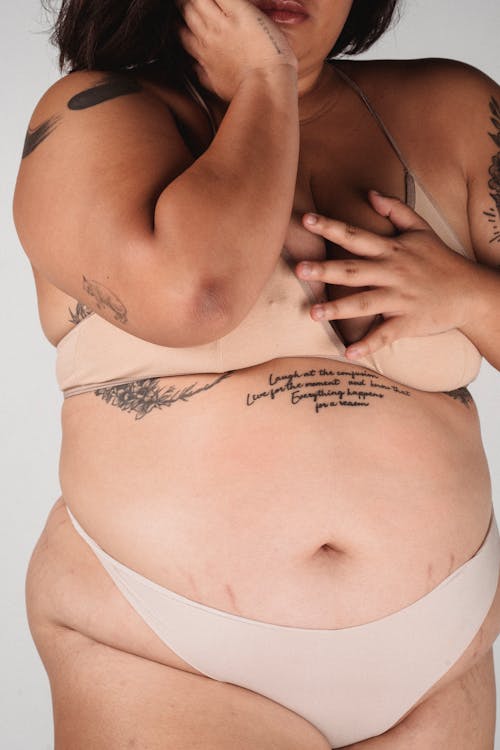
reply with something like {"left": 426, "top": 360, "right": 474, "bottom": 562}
{"left": 282, "top": 131, "right": 405, "bottom": 311}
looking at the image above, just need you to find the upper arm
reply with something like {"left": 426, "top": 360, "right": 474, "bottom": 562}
{"left": 399, "top": 58, "right": 500, "bottom": 267}
{"left": 12, "top": 70, "right": 221, "bottom": 347}
{"left": 453, "top": 63, "right": 500, "bottom": 267}
{"left": 356, "top": 58, "right": 500, "bottom": 268}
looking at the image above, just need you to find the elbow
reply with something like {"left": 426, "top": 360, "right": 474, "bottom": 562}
{"left": 123, "top": 233, "right": 236, "bottom": 348}
{"left": 183, "top": 277, "right": 235, "bottom": 345}
{"left": 191, "top": 279, "right": 233, "bottom": 333}
{"left": 138, "top": 277, "right": 235, "bottom": 348}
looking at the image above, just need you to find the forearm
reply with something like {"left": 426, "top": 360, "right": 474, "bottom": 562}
{"left": 460, "top": 262, "right": 500, "bottom": 372}
{"left": 154, "top": 65, "right": 300, "bottom": 325}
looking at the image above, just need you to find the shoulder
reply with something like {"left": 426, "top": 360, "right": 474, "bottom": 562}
{"left": 334, "top": 59, "right": 500, "bottom": 265}
{"left": 335, "top": 57, "right": 495, "bottom": 96}
{"left": 29, "top": 68, "right": 163, "bottom": 120}
{"left": 334, "top": 58, "right": 498, "bottom": 171}
{"left": 334, "top": 58, "right": 497, "bottom": 140}
{"left": 23, "top": 66, "right": 215, "bottom": 156}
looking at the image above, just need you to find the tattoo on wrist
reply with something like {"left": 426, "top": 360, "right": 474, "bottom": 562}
{"left": 255, "top": 16, "right": 282, "bottom": 55}
{"left": 82, "top": 275, "right": 128, "bottom": 324}
{"left": 95, "top": 372, "right": 234, "bottom": 420}
{"left": 483, "top": 96, "right": 500, "bottom": 245}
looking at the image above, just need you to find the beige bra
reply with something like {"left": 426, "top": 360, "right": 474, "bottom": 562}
{"left": 56, "top": 67, "right": 481, "bottom": 398}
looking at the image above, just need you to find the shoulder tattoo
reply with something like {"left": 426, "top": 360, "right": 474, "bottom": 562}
{"left": 21, "top": 73, "right": 142, "bottom": 158}
{"left": 22, "top": 113, "right": 62, "bottom": 158}
{"left": 67, "top": 73, "right": 142, "bottom": 110}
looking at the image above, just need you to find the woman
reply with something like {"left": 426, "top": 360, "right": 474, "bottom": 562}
{"left": 12, "top": 0, "right": 500, "bottom": 746}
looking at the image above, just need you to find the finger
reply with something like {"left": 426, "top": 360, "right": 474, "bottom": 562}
{"left": 296, "top": 258, "right": 391, "bottom": 286}
{"left": 207, "top": 0, "right": 248, "bottom": 16}
{"left": 302, "top": 213, "right": 390, "bottom": 257}
{"left": 310, "top": 289, "right": 396, "bottom": 321}
{"left": 177, "top": 25, "right": 202, "bottom": 59}
{"left": 344, "top": 316, "right": 405, "bottom": 359}
{"left": 368, "top": 190, "right": 430, "bottom": 232}
{"left": 177, "top": 2, "right": 208, "bottom": 30}
{"left": 176, "top": 0, "right": 218, "bottom": 13}
{"left": 186, "top": 0, "right": 222, "bottom": 22}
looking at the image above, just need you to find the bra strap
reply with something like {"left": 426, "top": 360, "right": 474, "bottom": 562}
{"left": 332, "top": 65, "right": 416, "bottom": 208}
{"left": 182, "top": 74, "right": 218, "bottom": 137}
{"left": 183, "top": 67, "right": 417, "bottom": 207}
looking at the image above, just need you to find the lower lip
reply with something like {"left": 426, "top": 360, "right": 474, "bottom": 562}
{"left": 261, "top": 9, "right": 309, "bottom": 23}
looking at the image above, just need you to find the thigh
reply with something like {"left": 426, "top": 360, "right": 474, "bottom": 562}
{"left": 34, "top": 622, "right": 331, "bottom": 750}
{"left": 341, "top": 648, "right": 497, "bottom": 750}
{"left": 25, "top": 499, "right": 332, "bottom": 749}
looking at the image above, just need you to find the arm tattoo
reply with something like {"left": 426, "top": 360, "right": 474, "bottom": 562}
{"left": 82, "top": 275, "right": 128, "bottom": 324}
{"left": 68, "top": 301, "right": 94, "bottom": 325}
{"left": 443, "top": 387, "right": 474, "bottom": 408}
{"left": 22, "top": 114, "right": 62, "bottom": 158}
{"left": 67, "top": 73, "right": 142, "bottom": 110}
{"left": 95, "top": 372, "right": 234, "bottom": 420}
{"left": 483, "top": 96, "right": 500, "bottom": 245}
{"left": 21, "top": 73, "right": 142, "bottom": 158}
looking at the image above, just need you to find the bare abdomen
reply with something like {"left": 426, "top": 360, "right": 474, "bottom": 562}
{"left": 59, "top": 356, "right": 492, "bottom": 629}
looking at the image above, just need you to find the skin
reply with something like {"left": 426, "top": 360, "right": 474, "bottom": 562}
{"left": 295, "top": 192, "right": 498, "bottom": 359}
{"left": 18, "top": 1, "right": 500, "bottom": 749}
{"left": 177, "top": 0, "right": 352, "bottom": 100}
{"left": 482, "top": 96, "right": 500, "bottom": 244}
{"left": 176, "top": 0, "right": 500, "bottom": 370}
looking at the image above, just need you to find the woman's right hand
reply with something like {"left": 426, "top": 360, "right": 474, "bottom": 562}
{"left": 175, "top": 0, "right": 298, "bottom": 101}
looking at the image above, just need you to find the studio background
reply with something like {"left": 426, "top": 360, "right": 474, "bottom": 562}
{"left": 2, "top": 0, "right": 499, "bottom": 747}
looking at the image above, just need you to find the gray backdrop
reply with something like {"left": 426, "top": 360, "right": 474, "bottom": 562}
{"left": 2, "top": 0, "right": 499, "bottom": 747}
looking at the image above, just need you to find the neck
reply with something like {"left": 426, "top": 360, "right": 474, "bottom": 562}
{"left": 296, "top": 61, "right": 342, "bottom": 124}
{"left": 202, "top": 60, "right": 343, "bottom": 129}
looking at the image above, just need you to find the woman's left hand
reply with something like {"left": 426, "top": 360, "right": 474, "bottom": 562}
{"left": 295, "top": 189, "right": 483, "bottom": 360}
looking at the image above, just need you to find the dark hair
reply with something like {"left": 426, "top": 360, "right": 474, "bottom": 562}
{"left": 329, "top": 1, "right": 399, "bottom": 57}
{"left": 41, "top": 0, "right": 400, "bottom": 87}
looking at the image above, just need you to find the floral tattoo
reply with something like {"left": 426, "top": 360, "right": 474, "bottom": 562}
{"left": 94, "top": 372, "right": 234, "bottom": 420}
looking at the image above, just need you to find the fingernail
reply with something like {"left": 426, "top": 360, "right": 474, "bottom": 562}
{"left": 304, "top": 213, "right": 318, "bottom": 225}
{"left": 298, "top": 262, "right": 313, "bottom": 277}
{"left": 346, "top": 346, "right": 363, "bottom": 358}
{"left": 312, "top": 305, "right": 325, "bottom": 319}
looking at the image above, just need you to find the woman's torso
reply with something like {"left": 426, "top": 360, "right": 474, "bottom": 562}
{"left": 33, "top": 59, "right": 494, "bottom": 634}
